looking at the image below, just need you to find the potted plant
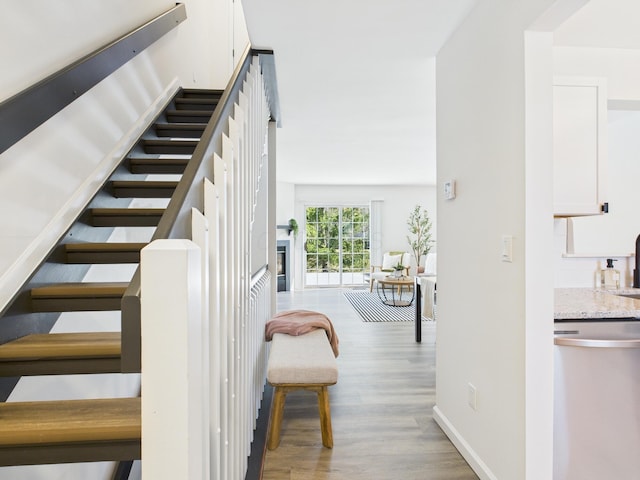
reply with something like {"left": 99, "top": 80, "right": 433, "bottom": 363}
{"left": 392, "top": 262, "right": 405, "bottom": 278}
{"left": 406, "top": 205, "right": 433, "bottom": 273}
{"left": 288, "top": 218, "right": 298, "bottom": 237}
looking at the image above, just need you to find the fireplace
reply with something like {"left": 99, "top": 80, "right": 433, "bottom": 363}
{"left": 276, "top": 240, "right": 290, "bottom": 291}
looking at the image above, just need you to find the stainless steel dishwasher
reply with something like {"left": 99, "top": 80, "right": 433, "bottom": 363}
{"left": 554, "top": 321, "right": 640, "bottom": 480}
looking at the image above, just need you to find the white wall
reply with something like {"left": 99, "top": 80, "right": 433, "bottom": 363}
{"left": 434, "top": 1, "right": 558, "bottom": 478}
{"left": 0, "top": 0, "right": 247, "bottom": 100}
{"left": 0, "top": 2, "right": 173, "bottom": 100}
{"left": 275, "top": 181, "right": 296, "bottom": 237}
{"left": 284, "top": 184, "right": 436, "bottom": 290}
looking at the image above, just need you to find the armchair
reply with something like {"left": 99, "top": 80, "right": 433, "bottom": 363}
{"left": 369, "top": 251, "right": 411, "bottom": 292}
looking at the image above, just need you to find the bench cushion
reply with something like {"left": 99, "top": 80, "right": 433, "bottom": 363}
{"left": 267, "top": 329, "right": 338, "bottom": 385}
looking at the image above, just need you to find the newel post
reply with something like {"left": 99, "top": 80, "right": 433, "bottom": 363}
{"left": 140, "top": 239, "right": 207, "bottom": 479}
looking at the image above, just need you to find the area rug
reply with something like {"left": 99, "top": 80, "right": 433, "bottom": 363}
{"left": 343, "top": 289, "right": 420, "bottom": 322}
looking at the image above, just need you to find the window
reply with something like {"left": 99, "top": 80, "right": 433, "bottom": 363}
{"left": 304, "top": 206, "right": 370, "bottom": 287}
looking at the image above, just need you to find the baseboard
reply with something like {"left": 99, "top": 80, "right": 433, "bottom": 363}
{"left": 432, "top": 405, "right": 498, "bottom": 480}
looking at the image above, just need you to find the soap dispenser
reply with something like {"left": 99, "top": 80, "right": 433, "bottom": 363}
{"left": 601, "top": 258, "right": 620, "bottom": 290}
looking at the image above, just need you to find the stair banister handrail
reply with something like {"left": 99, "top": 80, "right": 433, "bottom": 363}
{"left": 121, "top": 46, "right": 279, "bottom": 372}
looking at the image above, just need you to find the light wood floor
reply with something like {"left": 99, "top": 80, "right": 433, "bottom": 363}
{"left": 261, "top": 288, "right": 479, "bottom": 480}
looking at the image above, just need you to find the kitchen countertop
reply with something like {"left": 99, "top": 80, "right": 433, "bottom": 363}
{"left": 555, "top": 288, "right": 640, "bottom": 320}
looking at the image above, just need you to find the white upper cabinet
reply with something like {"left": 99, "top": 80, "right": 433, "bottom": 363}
{"left": 553, "top": 77, "right": 608, "bottom": 217}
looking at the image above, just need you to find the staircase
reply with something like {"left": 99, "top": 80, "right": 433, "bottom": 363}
{"left": 0, "top": 88, "right": 221, "bottom": 467}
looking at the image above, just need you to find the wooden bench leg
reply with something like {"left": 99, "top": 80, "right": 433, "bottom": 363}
{"left": 268, "top": 387, "right": 287, "bottom": 450}
{"left": 317, "top": 386, "right": 333, "bottom": 448}
{"left": 268, "top": 384, "right": 334, "bottom": 449}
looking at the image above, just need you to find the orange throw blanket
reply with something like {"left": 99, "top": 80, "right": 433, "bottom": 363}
{"left": 265, "top": 309, "right": 339, "bottom": 357}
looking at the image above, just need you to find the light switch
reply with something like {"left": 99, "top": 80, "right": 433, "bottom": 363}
{"left": 501, "top": 235, "right": 513, "bottom": 262}
{"left": 444, "top": 180, "right": 456, "bottom": 200}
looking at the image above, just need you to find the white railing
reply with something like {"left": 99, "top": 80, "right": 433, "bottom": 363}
{"left": 141, "top": 56, "right": 272, "bottom": 480}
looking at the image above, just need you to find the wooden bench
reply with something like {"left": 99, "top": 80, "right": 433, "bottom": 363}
{"left": 266, "top": 328, "right": 338, "bottom": 449}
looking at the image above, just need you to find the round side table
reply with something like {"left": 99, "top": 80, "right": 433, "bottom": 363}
{"left": 376, "top": 276, "right": 415, "bottom": 307}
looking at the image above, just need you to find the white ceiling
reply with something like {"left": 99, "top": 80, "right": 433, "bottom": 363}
{"left": 241, "top": 0, "right": 477, "bottom": 186}
{"left": 241, "top": 0, "right": 637, "bottom": 186}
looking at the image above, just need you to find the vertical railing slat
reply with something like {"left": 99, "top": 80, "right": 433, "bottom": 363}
{"left": 222, "top": 133, "right": 235, "bottom": 479}
{"left": 204, "top": 178, "right": 222, "bottom": 480}
{"left": 191, "top": 208, "right": 211, "bottom": 480}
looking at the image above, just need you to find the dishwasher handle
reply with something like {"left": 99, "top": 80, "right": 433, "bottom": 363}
{"left": 555, "top": 337, "right": 640, "bottom": 348}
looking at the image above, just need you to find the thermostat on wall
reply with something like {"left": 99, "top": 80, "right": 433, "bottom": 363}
{"left": 444, "top": 180, "right": 456, "bottom": 200}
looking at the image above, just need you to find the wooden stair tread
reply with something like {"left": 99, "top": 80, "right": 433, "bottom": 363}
{"left": 111, "top": 180, "right": 178, "bottom": 188}
{"left": 89, "top": 208, "right": 164, "bottom": 227}
{"left": 127, "top": 158, "right": 188, "bottom": 174}
{"left": 154, "top": 122, "right": 207, "bottom": 129}
{"left": 111, "top": 180, "right": 178, "bottom": 198}
{"left": 65, "top": 242, "right": 147, "bottom": 264}
{"left": 0, "top": 333, "right": 120, "bottom": 360}
{"left": 165, "top": 109, "right": 213, "bottom": 118}
{"left": 0, "top": 398, "right": 140, "bottom": 446}
{"left": 142, "top": 139, "right": 198, "bottom": 146}
{"left": 31, "top": 282, "right": 128, "bottom": 312}
{"left": 180, "top": 88, "right": 223, "bottom": 97}
{"left": 174, "top": 97, "right": 218, "bottom": 105}
{"left": 174, "top": 98, "right": 219, "bottom": 111}
{"left": 65, "top": 242, "right": 147, "bottom": 253}
{"left": 142, "top": 139, "right": 197, "bottom": 154}
{"left": 154, "top": 123, "right": 207, "bottom": 139}
{"left": 127, "top": 156, "right": 189, "bottom": 163}
{"left": 90, "top": 207, "right": 165, "bottom": 214}
{"left": 166, "top": 108, "right": 214, "bottom": 114}
{"left": 31, "top": 282, "right": 128, "bottom": 298}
